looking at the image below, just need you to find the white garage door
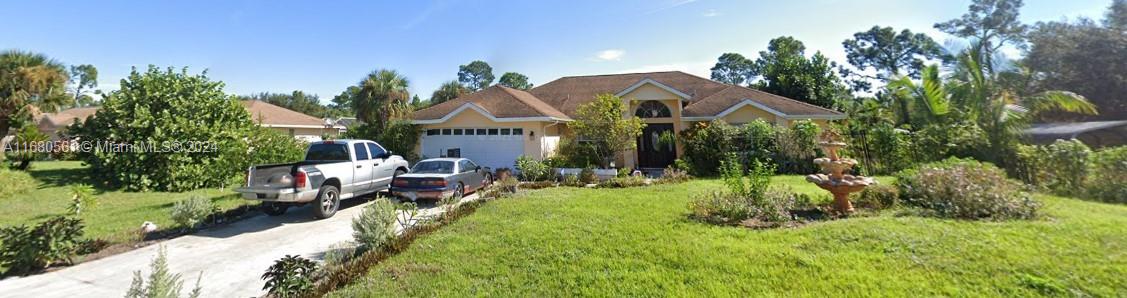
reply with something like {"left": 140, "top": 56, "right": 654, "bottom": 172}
{"left": 420, "top": 127, "right": 525, "bottom": 170}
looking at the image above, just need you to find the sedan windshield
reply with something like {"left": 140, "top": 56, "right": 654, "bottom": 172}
{"left": 411, "top": 161, "right": 455, "bottom": 174}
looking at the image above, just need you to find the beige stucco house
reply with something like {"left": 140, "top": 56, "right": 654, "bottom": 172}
{"left": 409, "top": 71, "right": 845, "bottom": 170}
{"left": 35, "top": 100, "right": 345, "bottom": 142}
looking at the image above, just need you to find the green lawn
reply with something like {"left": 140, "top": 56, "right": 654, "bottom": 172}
{"left": 329, "top": 176, "right": 1127, "bottom": 297}
{"left": 0, "top": 161, "right": 254, "bottom": 243}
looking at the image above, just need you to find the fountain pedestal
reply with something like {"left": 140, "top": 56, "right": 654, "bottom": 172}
{"left": 804, "top": 130, "right": 874, "bottom": 214}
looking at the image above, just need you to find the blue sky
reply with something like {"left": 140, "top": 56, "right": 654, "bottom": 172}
{"left": 0, "top": 0, "right": 1113, "bottom": 103}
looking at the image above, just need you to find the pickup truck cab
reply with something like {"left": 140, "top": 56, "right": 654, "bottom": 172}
{"left": 235, "top": 139, "right": 410, "bottom": 218}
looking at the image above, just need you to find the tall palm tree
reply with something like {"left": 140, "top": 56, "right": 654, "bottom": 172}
{"left": 353, "top": 69, "right": 410, "bottom": 134}
{"left": 885, "top": 44, "right": 1097, "bottom": 167}
{"left": 0, "top": 50, "right": 70, "bottom": 136}
{"left": 429, "top": 80, "right": 468, "bottom": 106}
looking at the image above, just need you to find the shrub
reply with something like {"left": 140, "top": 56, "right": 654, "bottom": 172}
{"left": 688, "top": 156, "right": 794, "bottom": 225}
{"left": 578, "top": 167, "right": 598, "bottom": 184}
{"left": 514, "top": 155, "right": 551, "bottom": 181}
{"left": 679, "top": 120, "right": 739, "bottom": 176}
{"left": 852, "top": 184, "right": 899, "bottom": 210}
{"left": 1041, "top": 139, "right": 1091, "bottom": 196}
{"left": 0, "top": 168, "right": 36, "bottom": 198}
{"left": 67, "top": 184, "right": 97, "bottom": 216}
{"left": 0, "top": 216, "right": 85, "bottom": 275}
{"left": 125, "top": 246, "right": 202, "bottom": 298}
{"left": 1086, "top": 146, "right": 1127, "bottom": 203}
{"left": 246, "top": 127, "right": 306, "bottom": 167}
{"left": 720, "top": 154, "right": 772, "bottom": 199}
{"left": 617, "top": 167, "right": 633, "bottom": 177}
{"left": 352, "top": 199, "right": 397, "bottom": 250}
{"left": 596, "top": 176, "right": 646, "bottom": 188}
{"left": 322, "top": 242, "right": 358, "bottom": 268}
{"left": 774, "top": 120, "right": 820, "bottom": 174}
{"left": 71, "top": 66, "right": 256, "bottom": 192}
{"left": 485, "top": 176, "right": 519, "bottom": 197}
{"left": 521, "top": 180, "right": 557, "bottom": 189}
{"left": 740, "top": 119, "right": 777, "bottom": 165}
{"left": 658, "top": 166, "right": 692, "bottom": 184}
{"left": 5, "top": 122, "right": 48, "bottom": 170}
{"left": 345, "top": 120, "right": 421, "bottom": 162}
{"left": 261, "top": 255, "right": 317, "bottom": 298}
{"left": 553, "top": 137, "right": 601, "bottom": 168}
{"left": 896, "top": 158, "right": 1039, "bottom": 220}
{"left": 170, "top": 196, "right": 217, "bottom": 230}
{"left": 561, "top": 174, "right": 582, "bottom": 187}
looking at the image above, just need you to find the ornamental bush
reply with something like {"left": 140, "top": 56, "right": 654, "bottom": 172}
{"left": 896, "top": 158, "right": 1039, "bottom": 220}
{"left": 246, "top": 127, "right": 306, "bottom": 166}
{"left": 0, "top": 216, "right": 85, "bottom": 275}
{"left": 170, "top": 196, "right": 217, "bottom": 230}
{"left": 261, "top": 255, "right": 317, "bottom": 298}
{"left": 71, "top": 66, "right": 255, "bottom": 191}
{"left": 352, "top": 199, "right": 398, "bottom": 250}
{"left": 514, "top": 155, "right": 551, "bottom": 181}
{"left": 1086, "top": 146, "right": 1127, "bottom": 203}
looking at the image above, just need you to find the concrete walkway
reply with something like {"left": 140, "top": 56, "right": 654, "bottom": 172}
{"left": 0, "top": 194, "right": 479, "bottom": 298}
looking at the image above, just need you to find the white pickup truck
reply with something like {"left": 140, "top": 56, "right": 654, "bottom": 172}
{"left": 235, "top": 139, "right": 410, "bottom": 218}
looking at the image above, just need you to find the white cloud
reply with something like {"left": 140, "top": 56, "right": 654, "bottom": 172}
{"left": 593, "top": 49, "right": 626, "bottom": 61}
{"left": 646, "top": 0, "right": 698, "bottom": 14}
{"left": 702, "top": 9, "right": 720, "bottom": 17}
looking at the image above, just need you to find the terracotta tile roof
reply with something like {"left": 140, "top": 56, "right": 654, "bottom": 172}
{"left": 241, "top": 100, "right": 338, "bottom": 127}
{"left": 682, "top": 85, "right": 845, "bottom": 118}
{"left": 410, "top": 71, "right": 843, "bottom": 121}
{"left": 411, "top": 85, "right": 570, "bottom": 120}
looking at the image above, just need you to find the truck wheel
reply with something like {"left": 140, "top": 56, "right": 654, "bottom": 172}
{"left": 261, "top": 202, "right": 289, "bottom": 216}
{"left": 313, "top": 185, "right": 340, "bottom": 219}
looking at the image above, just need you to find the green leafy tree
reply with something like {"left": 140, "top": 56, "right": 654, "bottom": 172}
{"left": 569, "top": 94, "right": 645, "bottom": 168}
{"left": 457, "top": 60, "right": 494, "bottom": 91}
{"left": 352, "top": 69, "right": 410, "bottom": 135}
{"left": 841, "top": 26, "right": 947, "bottom": 92}
{"left": 497, "top": 72, "right": 532, "bottom": 90}
{"left": 429, "top": 80, "right": 468, "bottom": 105}
{"left": 934, "top": 0, "right": 1028, "bottom": 71}
{"left": 0, "top": 50, "right": 70, "bottom": 138}
{"left": 710, "top": 53, "right": 755, "bottom": 86}
{"left": 752, "top": 37, "right": 851, "bottom": 109}
{"left": 1023, "top": 1, "right": 1127, "bottom": 120}
{"left": 329, "top": 86, "right": 357, "bottom": 116}
{"left": 71, "top": 66, "right": 255, "bottom": 191}
{"left": 69, "top": 64, "right": 97, "bottom": 107}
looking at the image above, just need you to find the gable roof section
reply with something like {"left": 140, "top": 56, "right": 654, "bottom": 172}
{"left": 410, "top": 85, "right": 570, "bottom": 123}
{"left": 682, "top": 85, "right": 845, "bottom": 120}
{"left": 241, "top": 100, "right": 342, "bottom": 128}
{"left": 530, "top": 71, "right": 729, "bottom": 116}
{"left": 409, "top": 71, "right": 844, "bottom": 123}
{"left": 37, "top": 107, "right": 100, "bottom": 130}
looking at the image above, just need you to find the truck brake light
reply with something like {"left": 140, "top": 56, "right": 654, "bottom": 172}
{"left": 294, "top": 171, "right": 308, "bottom": 189}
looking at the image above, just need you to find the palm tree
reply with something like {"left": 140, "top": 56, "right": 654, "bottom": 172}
{"left": 885, "top": 44, "right": 1097, "bottom": 167}
{"left": 429, "top": 80, "right": 468, "bottom": 106}
{"left": 353, "top": 69, "right": 410, "bottom": 134}
{"left": 0, "top": 50, "right": 70, "bottom": 137}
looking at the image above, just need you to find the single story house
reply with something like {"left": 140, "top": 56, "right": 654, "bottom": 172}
{"left": 34, "top": 100, "right": 345, "bottom": 142}
{"left": 408, "top": 71, "right": 845, "bottom": 170}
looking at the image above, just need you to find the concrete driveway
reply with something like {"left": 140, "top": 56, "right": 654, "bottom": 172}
{"left": 0, "top": 193, "right": 480, "bottom": 298}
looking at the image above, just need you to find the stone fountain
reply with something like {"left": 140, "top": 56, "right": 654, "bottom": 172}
{"left": 805, "top": 130, "right": 875, "bottom": 213}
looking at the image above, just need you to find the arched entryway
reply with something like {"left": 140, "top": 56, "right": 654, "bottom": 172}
{"left": 634, "top": 101, "right": 675, "bottom": 169}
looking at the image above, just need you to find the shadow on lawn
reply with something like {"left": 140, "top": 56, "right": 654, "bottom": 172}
{"left": 26, "top": 164, "right": 107, "bottom": 191}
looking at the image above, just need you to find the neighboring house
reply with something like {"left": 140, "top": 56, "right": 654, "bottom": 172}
{"left": 1025, "top": 120, "right": 1127, "bottom": 148}
{"left": 409, "top": 71, "right": 845, "bottom": 170}
{"left": 34, "top": 100, "right": 345, "bottom": 142}
{"left": 240, "top": 100, "right": 345, "bottom": 142}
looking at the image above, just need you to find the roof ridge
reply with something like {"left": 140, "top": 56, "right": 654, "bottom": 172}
{"left": 496, "top": 85, "right": 569, "bottom": 119}
{"left": 555, "top": 70, "right": 681, "bottom": 79}
{"left": 729, "top": 84, "right": 844, "bottom": 115}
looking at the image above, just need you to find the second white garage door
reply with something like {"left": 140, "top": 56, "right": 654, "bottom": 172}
{"left": 419, "top": 127, "right": 525, "bottom": 170}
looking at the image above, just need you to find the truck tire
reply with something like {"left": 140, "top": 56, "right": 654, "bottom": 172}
{"left": 313, "top": 185, "right": 340, "bottom": 219}
{"left": 261, "top": 202, "right": 289, "bottom": 216}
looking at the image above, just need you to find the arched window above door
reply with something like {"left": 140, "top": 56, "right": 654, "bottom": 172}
{"left": 634, "top": 101, "right": 671, "bottom": 118}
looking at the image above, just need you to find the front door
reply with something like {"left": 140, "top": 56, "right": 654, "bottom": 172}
{"left": 637, "top": 123, "right": 675, "bottom": 168}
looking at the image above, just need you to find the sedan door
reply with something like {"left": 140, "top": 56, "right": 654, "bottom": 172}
{"left": 458, "top": 160, "right": 485, "bottom": 192}
{"left": 350, "top": 142, "right": 374, "bottom": 193}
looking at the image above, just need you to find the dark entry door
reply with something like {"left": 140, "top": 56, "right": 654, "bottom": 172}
{"left": 637, "top": 124, "right": 675, "bottom": 168}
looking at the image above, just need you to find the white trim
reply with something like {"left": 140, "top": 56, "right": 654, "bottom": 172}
{"left": 615, "top": 78, "right": 692, "bottom": 101}
{"left": 682, "top": 99, "right": 846, "bottom": 121}
{"left": 410, "top": 102, "right": 571, "bottom": 125}
{"left": 259, "top": 124, "right": 347, "bottom": 129}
